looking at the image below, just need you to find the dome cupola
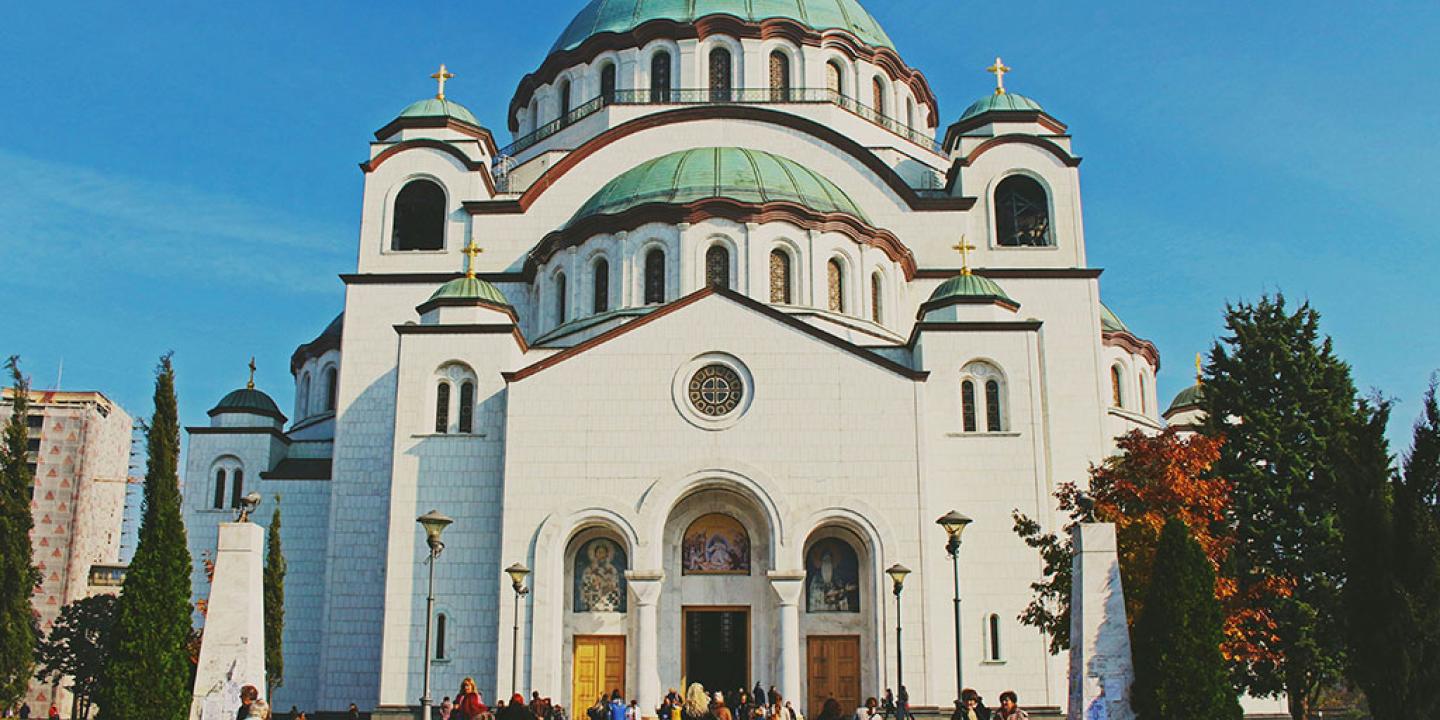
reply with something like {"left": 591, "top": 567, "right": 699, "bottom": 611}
{"left": 919, "top": 239, "right": 1019, "bottom": 321}
{"left": 416, "top": 239, "right": 516, "bottom": 325}
{"left": 551, "top": 0, "right": 895, "bottom": 54}
{"left": 209, "top": 359, "right": 287, "bottom": 427}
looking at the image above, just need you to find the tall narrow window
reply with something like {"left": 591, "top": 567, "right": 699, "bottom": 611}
{"left": 961, "top": 380, "right": 977, "bottom": 432}
{"left": 769, "top": 249, "right": 792, "bottom": 304}
{"left": 231, "top": 469, "right": 244, "bottom": 509}
{"left": 826, "top": 61, "right": 843, "bottom": 98}
{"left": 213, "top": 469, "right": 227, "bottom": 510}
{"left": 435, "top": 613, "right": 448, "bottom": 660}
{"left": 988, "top": 614, "right": 1003, "bottom": 661}
{"left": 651, "top": 52, "right": 671, "bottom": 102}
{"left": 644, "top": 249, "right": 665, "bottom": 304}
{"left": 593, "top": 259, "right": 610, "bottom": 314}
{"left": 298, "top": 372, "right": 311, "bottom": 418}
{"left": 870, "top": 272, "right": 883, "bottom": 323}
{"left": 705, "top": 245, "right": 730, "bottom": 289}
{"left": 558, "top": 79, "right": 572, "bottom": 122}
{"left": 871, "top": 77, "right": 886, "bottom": 115}
{"left": 391, "top": 180, "right": 446, "bottom": 251}
{"left": 769, "top": 51, "right": 791, "bottom": 100}
{"left": 323, "top": 367, "right": 337, "bottom": 412}
{"left": 995, "top": 175, "right": 1052, "bottom": 247}
{"left": 985, "top": 380, "right": 1002, "bottom": 431}
{"left": 555, "top": 272, "right": 568, "bottom": 323}
{"left": 826, "top": 259, "right": 844, "bottom": 313}
{"left": 1111, "top": 365, "right": 1124, "bottom": 408}
{"left": 435, "top": 382, "right": 451, "bottom": 433}
{"left": 458, "top": 381, "right": 475, "bottom": 434}
{"left": 529, "top": 98, "right": 538, "bottom": 131}
{"left": 709, "top": 47, "right": 733, "bottom": 102}
{"left": 1139, "top": 373, "right": 1149, "bottom": 414}
{"left": 600, "top": 64, "right": 617, "bottom": 103}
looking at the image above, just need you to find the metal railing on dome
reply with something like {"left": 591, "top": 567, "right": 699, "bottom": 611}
{"left": 498, "top": 87, "right": 941, "bottom": 157}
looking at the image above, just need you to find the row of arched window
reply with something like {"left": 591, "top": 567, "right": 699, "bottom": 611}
{"left": 959, "top": 361, "right": 1008, "bottom": 433}
{"left": 296, "top": 366, "right": 338, "bottom": 420}
{"left": 434, "top": 379, "right": 476, "bottom": 434}
{"left": 1110, "top": 364, "right": 1152, "bottom": 415}
{"left": 212, "top": 467, "right": 245, "bottom": 510}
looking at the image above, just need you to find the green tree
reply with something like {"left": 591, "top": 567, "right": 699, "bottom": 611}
{"left": 1201, "top": 294, "right": 1359, "bottom": 718}
{"left": 34, "top": 594, "right": 117, "bottom": 720}
{"left": 0, "top": 357, "right": 41, "bottom": 708}
{"left": 264, "top": 496, "right": 285, "bottom": 697}
{"left": 102, "top": 355, "right": 194, "bottom": 720}
{"left": 1132, "top": 518, "right": 1242, "bottom": 720}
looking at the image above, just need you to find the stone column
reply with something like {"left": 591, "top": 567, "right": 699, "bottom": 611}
{"left": 628, "top": 572, "right": 664, "bottom": 720}
{"left": 190, "top": 522, "right": 266, "bottom": 720}
{"left": 1067, "top": 523, "right": 1136, "bottom": 720}
{"left": 769, "top": 572, "right": 806, "bottom": 704}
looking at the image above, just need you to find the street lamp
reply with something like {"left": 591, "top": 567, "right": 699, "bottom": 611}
{"left": 885, "top": 563, "right": 911, "bottom": 706}
{"left": 505, "top": 562, "right": 531, "bottom": 697}
{"left": 417, "top": 511, "right": 454, "bottom": 720}
{"left": 936, "top": 511, "right": 973, "bottom": 700}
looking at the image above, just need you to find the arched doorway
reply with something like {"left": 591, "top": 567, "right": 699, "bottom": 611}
{"left": 800, "top": 525, "right": 879, "bottom": 718}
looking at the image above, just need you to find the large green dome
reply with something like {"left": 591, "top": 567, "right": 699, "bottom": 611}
{"left": 551, "top": 0, "right": 894, "bottom": 54}
{"left": 570, "top": 147, "right": 868, "bottom": 226}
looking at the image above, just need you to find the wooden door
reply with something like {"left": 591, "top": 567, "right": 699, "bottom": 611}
{"left": 573, "top": 635, "right": 625, "bottom": 712}
{"left": 806, "top": 636, "right": 860, "bottom": 718}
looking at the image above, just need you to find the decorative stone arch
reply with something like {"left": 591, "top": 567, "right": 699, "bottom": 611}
{"left": 767, "top": 236, "right": 805, "bottom": 305}
{"left": 208, "top": 454, "right": 245, "bottom": 511}
{"left": 1108, "top": 357, "right": 1132, "bottom": 410}
{"left": 819, "top": 49, "right": 854, "bottom": 97}
{"left": 639, "top": 39, "right": 682, "bottom": 99}
{"left": 759, "top": 39, "right": 804, "bottom": 92}
{"left": 864, "top": 256, "right": 893, "bottom": 326}
{"left": 633, "top": 231, "right": 679, "bottom": 305}
{"left": 591, "top": 49, "right": 624, "bottom": 94}
{"left": 985, "top": 168, "right": 1059, "bottom": 250}
{"left": 698, "top": 232, "right": 740, "bottom": 291}
{"left": 431, "top": 360, "right": 478, "bottom": 434}
{"left": 580, "top": 242, "right": 616, "bottom": 315}
{"left": 697, "top": 34, "right": 744, "bottom": 90}
{"left": 959, "top": 358, "right": 1010, "bottom": 432}
{"left": 635, "top": 465, "right": 788, "bottom": 570}
{"left": 821, "top": 245, "right": 861, "bottom": 315}
{"left": 382, "top": 172, "right": 452, "bottom": 254}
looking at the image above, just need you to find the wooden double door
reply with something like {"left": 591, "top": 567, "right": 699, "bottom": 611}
{"left": 573, "top": 635, "right": 625, "bottom": 712}
{"left": 806, "top": 636, "right": 860, "bottom": 718}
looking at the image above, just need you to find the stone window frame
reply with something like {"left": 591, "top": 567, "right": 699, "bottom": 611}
{"left": 671, "top": 352, "right": 755, "bottom": 431}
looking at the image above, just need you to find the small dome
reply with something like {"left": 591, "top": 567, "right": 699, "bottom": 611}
{"left": 1100, "top": 303, "right": 1130, "bottom": 334}
{"left": 1166, "top": 383, "right": 1204, "bottom": 415}
{"left": 398, "top": 97, "right": 481, "bottom": 127}
{"left": 427, "top": 276, "right": 511, "bottom": 307}
{"left": 958, "top": 92, "right": 1044, "bottom": 122}
{"left": 571, "top": 147, "right": 867, "bottom": 226}
{"left": 551, "top": 0, "right": 894, "bottom": 54}
{"left": 927, "top": 272, "right": 1016, "bottom": 305}
{"left": 210, "top": 388, "right": 286, "bottom": 422}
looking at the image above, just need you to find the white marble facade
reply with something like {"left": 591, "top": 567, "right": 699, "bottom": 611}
{"left": 181, "top": 1, "right": 1182, "bottom": 716}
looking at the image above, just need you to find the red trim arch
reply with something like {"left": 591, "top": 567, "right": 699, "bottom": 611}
{"left": 1103, "top": 331, "right": 1161, "bottom": 371}
{"left": 954, "top": 134, "right": 1082, "bottom": 168}
{"left": 361, "top": 139, "right": 498, "bottom": 195}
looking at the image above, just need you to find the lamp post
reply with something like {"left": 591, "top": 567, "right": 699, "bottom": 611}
{"left": 505, "top": 562, "right": 531, "bottom": 697}
{"left": 417, "top": 511, "right": 454, "bottom": 720}
{"left": 936, "top": 511, "right": 973, "bottom": 700}
{"left": 885, "top": 563, "right": 911, "bottom": 707}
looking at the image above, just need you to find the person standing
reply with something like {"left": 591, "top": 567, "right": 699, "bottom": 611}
{"left": 879, "top": 691, "right": 894, "bottom": 719}
{"left": 992, "top": 692, "right": 1027, "bottom": 720}
{"left": 455, "top": 679, "right": 488, "bottom": 720}
{"left": 752, "top": 685, "right": 766, "bottom": 709}
{"left": 712, "top": 695, "right": 732, "bottom": 720}
{"left": 18, "top": 704, "right": 29, "bottom": 720}
{"left": 440, "top": 697, "right": 453, "bottom": 720}
{"left": 236, "top": 686, "right": 260, "bottom": 720}
{"left": 348, "top": 704, "right": 361, "bottom": 720}
{"left": 499, "top": 695, "right": 537, "bottom": 720}
{"left": 952, "top": 690, "right": 987, "bottom": 720}
{"left": 607, "top": 692, "right": 627, "bottom": 720}
{"left": 814, "top": 699, "right": 843, "bottom": 720}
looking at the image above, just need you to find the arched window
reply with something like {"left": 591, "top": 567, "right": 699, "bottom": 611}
{"left": 230, "top": 469, "right": 244, "bottom": 509}
{"left": 961, "top": 380, "right": 978, "bottom": 432}
{"left": 558, "top": 79, "right": 572, "bottom": 122}
{"left": 600, "top": 63, "right": 617, "bottom": 103}
{"left": 995, "top": 175, "right": 1052, "bottom": 247}
{"left": 651, "top": 51, "right": 671, "bottom": 102}
{"left": 644, "top": 249, "right": 665, "bottom": 304}
{"left": 826, "top": 259, "right": 845, "bottom": 313}
{"left": 435, "top": 613, "right": 448, "bottom": 660}
{"left": 297, "top": 372, "right": 311, "bottom": 418}
{"left": 391, "top": 180, "right": 446, "bottom": 251}
{"left": 1139, "top": 373, "right": 1149, "bottom": 414}
{"left": 985, "top": 380, "right": 1002, "bottom": 432}
{"left": 705, "top": 245, "right": 730, "bottom": 289}
{"left": 554, "top": 271, "right": 568, "bottom": 323}
{"left": 213, "top": 469, "right": 227, "bottom": 510}
{"left": 769, "top": 249, "right": 792, "bottom": 304}
{"left": 1111, "top": 365, "right": 1124, "bottom": 408}
{"left": 769, "top": 50, "right": 791, "bottom": 100}
{"left": 709, "top": 47, "right": 733, "bottom": 102}
{"left": 870, "top": 272, "right": 883, "bottom": 323}
{"left": 871, "top": 76, "right": 886, "bottom": 115}
{"left": 986, "top": 613, "right": 1003, "bottom": 662}
{"left": 593, "top": 259, "right": 610, "bottom": 314}
{"left": 458, "top": 381, "right": 475, "bottom": 434}
{"left": 906, "top": 97, "right": 916, "bottom": 128}
{"left": 826, "top": 61, "right": 843, "bottom": 97}
{"left": 323, "top": 366, "right": 337, "bottom": 412}
{"left": 435, "top": 381, "right": 451, "bottom": 434}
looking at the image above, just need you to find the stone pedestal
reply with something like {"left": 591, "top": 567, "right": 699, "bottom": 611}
{"left": 1066, "top": 523, "right": 1134, "bottom": 720}
{"left": 191, "top": 522, "right": 267, "bottom": 720}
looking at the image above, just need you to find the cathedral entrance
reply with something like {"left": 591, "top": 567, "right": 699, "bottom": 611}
{"left": 806, "top": 636, "right": 860, "bottom": 718}
{"left": 683, "top": 607, "right": 749, "bottom": 694}
{"left": 573, "top": 635, "right": 625, "bottom": 711}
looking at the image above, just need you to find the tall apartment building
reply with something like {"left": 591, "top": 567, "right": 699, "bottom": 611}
{"left": 2, "top": 389, "right": 132, "bottom": 717}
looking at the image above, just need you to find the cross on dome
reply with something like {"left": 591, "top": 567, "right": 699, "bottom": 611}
{"left": 247, "top": 357, "right": 257, "bottom": 390}
{"left": 462, "top": 237, "right": 484, "bottom": 278}
{"left": 951, "top": 236, "right": 977, "bottom": 275}
{"left": 1195, "top": 352, "right": 1204, "bottom": 383}
{"left": 431, "top": 63, "right": 455, "bottom": 100}
{"left": 987, "top": 56, "right": 1012, "bottom": 95}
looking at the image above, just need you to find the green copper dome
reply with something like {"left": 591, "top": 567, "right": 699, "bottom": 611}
{"left": 398, "top": 97, "right": 481, "bottom": 127}
{"left": 209, "top": 388, "right": 285, "bottom": 422}
{"left": 958, "top": 92, "right": 1044, "bottom": 122}
{"left": 427, "top": 276, "right": 511, "bottom": 307}
{"left": 927, "top": 272, "right": 1015, "bottom": 305}
{"left": 551, "top": 0, "right": 894, "bottom": 53}
{"left": 1100, "top": 302, "right": 1130, "bottom": 334}
{"left": 571, "top": 147, "right": 867, "bottom": 226}
{"left": 1166, "top": 383, "right": 1204, "bottom": 415}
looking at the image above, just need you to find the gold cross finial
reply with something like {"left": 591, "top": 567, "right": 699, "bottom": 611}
{"left": 462, "top": 237, "right": 483, "bottom": 279}
{"left": 951, "top": 235, "right": 977, "bottom": 275}
{"left": 987, "top": 56, "right": 1012, "bottom": 95}
{"left": 1195, "top": 352, "right": 1204, "bottom": 384}
{"left": 431, "top": 64, "right": 455, "bottom": 100}
{"left": 247, "top": 357, "right": 256, "bottom": 390}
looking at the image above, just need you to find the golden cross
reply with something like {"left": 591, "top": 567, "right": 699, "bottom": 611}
{"left": 1195, "top": 352, "right": 1204, "bottom": 383}
{"left": 431, "top": 63, "right": 455, "bottom": 100}
{"left": 951, "top": 236, "right": 977, "bottom": 275}
{"left": 247, "top": 357, "right": 257, "bottom": 390}
{"left": 987, "top": 56, "right": 1012, "bottom": 95}
{"left": 462, "top": 237, "right": 483, "bottom": 278}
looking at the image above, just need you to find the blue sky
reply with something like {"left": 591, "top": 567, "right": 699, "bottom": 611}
{"left": 2, "top": 0, "right": 1437, "bottom": 453}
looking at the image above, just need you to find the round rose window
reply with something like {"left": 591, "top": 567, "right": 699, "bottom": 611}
{"left": 688, "top": 364, "right": 745, "bottom": 417}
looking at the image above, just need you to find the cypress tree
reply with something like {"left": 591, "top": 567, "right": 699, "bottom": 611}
{"left": 0, "top": 357, "right": 41, "bottom": 707}
{"left": 1131, "top": 518, "right": 1242, "bottom": 720}
{"left": 1202, "top": 294, "right": 1357, "bottom": 719}
{"left": 103, "top": 354, "right": 194, "bottom": 720}
{"left": 264, "top": 496, "right": 285, "bottom": 698}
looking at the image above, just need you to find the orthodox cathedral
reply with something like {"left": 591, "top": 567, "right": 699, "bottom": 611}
{"left": 182, "top": 0, "right": 1216, "bottom": 716}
